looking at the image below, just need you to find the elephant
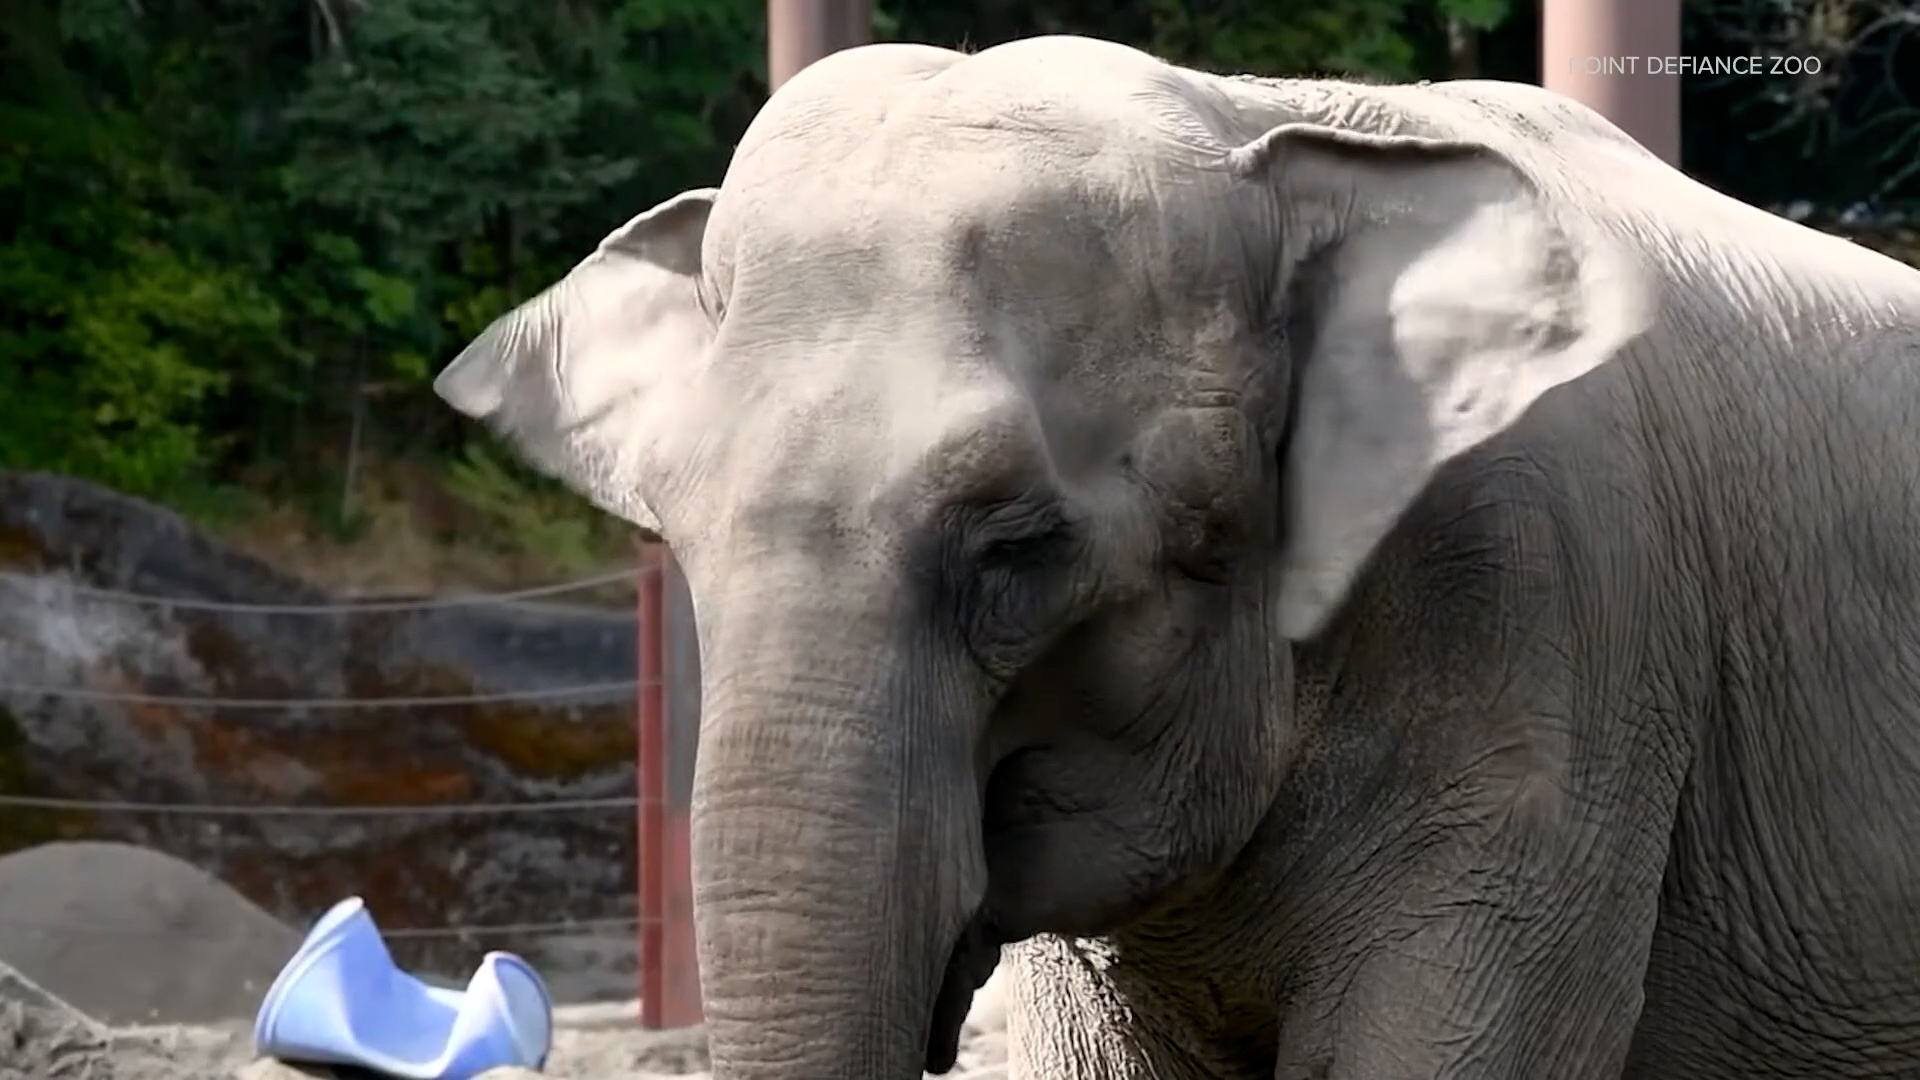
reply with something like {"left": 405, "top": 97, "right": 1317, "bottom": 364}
{"left": 432, "top": 34, "right": 1920, "bottom": 1080}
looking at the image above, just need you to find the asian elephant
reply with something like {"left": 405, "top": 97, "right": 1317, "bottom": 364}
{"left": 433, "top": 35, "right": 1920, "bottom": 1080}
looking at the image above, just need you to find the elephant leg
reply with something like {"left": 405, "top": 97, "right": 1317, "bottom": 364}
{"left": 1005, "top": 936, "right": 1163, "bottom": 1080}
{"left": 1006, "top": 935, "right": 1244, "bottom": 1080}
{"left": 1270, "top": 816, "right": 1668, "bottom": 1080}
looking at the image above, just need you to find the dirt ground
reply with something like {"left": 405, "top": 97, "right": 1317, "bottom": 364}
{"left": 0, "top": 841, "right": 1008, "bottom": 1079}
{"left": 0, "top": 995, "right": 721, "bottom": 1080}
{"left": 0, "top": 979, "right": 1008, "bottom": 1080}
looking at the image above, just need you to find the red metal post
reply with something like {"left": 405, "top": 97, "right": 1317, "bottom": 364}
{"left": 1541, "top": 0, "right": 1683, "bottom": 165}
{"left": 768, "top": 0, "right": 871, "bottom": 90}
{"left": 636, "top": 543, "right": 668, "bottom": 1028}
{"left": 658, "top": 553, "right": 702, "bottom": 1028}
{"left": 635, "top": 0, "right": 874, "bottom": 1032}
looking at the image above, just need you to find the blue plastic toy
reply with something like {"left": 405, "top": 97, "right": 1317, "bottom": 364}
{"left": 253, "top": 896, "right": 552, "bottom": 1079}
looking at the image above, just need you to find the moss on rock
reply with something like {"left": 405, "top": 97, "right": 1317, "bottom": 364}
{"left": 0, "top": 705, "right": 93, "bottom": 853}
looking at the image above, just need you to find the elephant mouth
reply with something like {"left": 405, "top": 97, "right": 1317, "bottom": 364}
{"left": 923, "top": 913, "right": 1002, "bottom": 1074}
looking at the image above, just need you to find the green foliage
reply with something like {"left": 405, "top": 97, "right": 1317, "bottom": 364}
{"left": 0, "top": 88, "right": 286, "bottom": 496}
{"left": 1435, "top": 0, "right": 1509, "bottom": 31}
{"left": 0, "top": 0, "right": 765, "bottom": 520}
{"left": 0, "top": 0, "right": 1512, "bottom": 573}
{"left": 282, "top": 0, "right": 632, "bottom": 258}
{"left": 445, "top": 442, "right": 624, "bottom": 574}
{"left": 1139, "top": 0, "right": 1421, "bottom": 78}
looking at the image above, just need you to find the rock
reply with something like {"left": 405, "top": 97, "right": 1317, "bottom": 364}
{"left": 0, "top": 1000, "right": 111, "bottom": 1080}
{"left": 0, "top": 958, "right": 97, "bottom": 1023}
{"left": 114, "top": 1019, "right": 256, "bottom": 1077}
{"left": 0, "top": 841, "right": 300, "bottom": 1024}
{"left": 232, "top": 1061, "right": 337, "bottom": 1080}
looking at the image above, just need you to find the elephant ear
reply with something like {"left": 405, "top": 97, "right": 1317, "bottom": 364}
{"left": 1233, "top": 125, "right": 1651, "bottom": 639}
{"left": 433, "top": 188, "right": 719, "bottom": 538}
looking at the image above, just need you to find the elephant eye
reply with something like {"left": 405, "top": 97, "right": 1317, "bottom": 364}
{"left": 970, "top": 502, "right": 1075, "bottom": 575}
{"left": 978, "top": 528, "right": 1069, "bottom": 571}
{"left": 944, "top": 501, "right": 1081, "bottom": 666}
{"left": 1170, "top": 550, "right": 1232, "bottom": 587}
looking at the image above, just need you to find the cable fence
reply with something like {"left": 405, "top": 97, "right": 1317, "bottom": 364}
{"left": 0, "top": 785, "right": 647, "bottom": 957}
{"left": 0, "top": 679, "right": 640, "bottom": 709}
{"left": 0, "top": 783, "right": 646, "bottom": 936}
{"left": 0, "top": 792, "right": 636, "bottom": 815}
{"left": 0, "top": 567, "right": 663, "bottom": 964}
{"left": 0, "top": 567, "right": 640, "bottom": 615}
{"left": 0, "top": 913, "right": 641, "bottom": 941}
{"left": 0, "top": 567, "right": 644, "bottom": 708}
{"left": 0, "top": 769, "right": 648, "bottom": 973}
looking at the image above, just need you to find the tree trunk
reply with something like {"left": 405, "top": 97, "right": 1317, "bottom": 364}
{"left": 1447, "top": 16, "right": 1481, "bottom": 78}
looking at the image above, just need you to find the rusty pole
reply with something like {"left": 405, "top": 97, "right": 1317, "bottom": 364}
{"left": 1541, "top": 0, "right": 1683, "bottom": 165}
{"left": 636, "top": 543, "right": 669, "bottom": 1029}
{"left": 768, "top": 0, "right": 871, "bottom": 90}
{"left": 636, "top": 0, "right": 875, "bottom": 1032}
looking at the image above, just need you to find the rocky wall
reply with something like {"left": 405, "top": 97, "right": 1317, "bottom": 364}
{"left": 0, "top": 471, "right": 676, "bottom": 999}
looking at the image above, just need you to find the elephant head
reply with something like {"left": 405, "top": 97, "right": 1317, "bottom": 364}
{"left": 435, "top": 36, "right": 1648, "bottom": 1079}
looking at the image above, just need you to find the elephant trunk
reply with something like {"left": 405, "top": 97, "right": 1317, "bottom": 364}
{"left": 690, "top": 584, "right": 994, "bottom": 1079}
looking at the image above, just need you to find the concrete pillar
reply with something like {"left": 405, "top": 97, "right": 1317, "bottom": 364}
{"left": 1541, "top": 0, "right": 1683, "bottom": 165}
{"left": 768, "top": 0, "right": 872, "bottom": 90}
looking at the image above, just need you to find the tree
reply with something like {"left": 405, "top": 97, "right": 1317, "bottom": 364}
{"left": 0, "top": 0, "right": 1911, "bottom": 542}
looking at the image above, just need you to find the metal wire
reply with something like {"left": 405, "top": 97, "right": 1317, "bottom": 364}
{"left": 381, "top": 916, "right": 640, "bottom": 939}
{"left": 0, "top": 574, "right": 660, "bottom": 961}
{"left": 0, "top": 576, "right": 658, "bottom": 941}
{"left": 0, "top": 567, "right": 638, "bottom": 614}
{"left": 0, "top": 792, "right": 637, "bottom": 816}
{"left": 0, "top": 914, "right": 640, "bottom": 940}
{"left": 0, "top": 678, "right": 640, "bottom": 708}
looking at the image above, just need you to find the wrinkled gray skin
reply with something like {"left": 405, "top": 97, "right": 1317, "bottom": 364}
{"left": 435, "top": 35, "right": 1920, "bottom": 1080}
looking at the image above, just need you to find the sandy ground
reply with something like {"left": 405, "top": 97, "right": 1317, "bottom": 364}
{"left": 0, "top": 977, "right": 1009, "bottom": 1079}
{"left": 0, "top": 841, "right": 1008, "bottom": 1079}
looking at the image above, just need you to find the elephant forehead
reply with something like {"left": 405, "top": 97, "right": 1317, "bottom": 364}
{"left": 711, "top": 55, "right": 1230, "bottom": 288}
{"left": 677, "top": 56, "right": 1261, "bottom": 547}
{"left": 706, "top": 136, "right": 1234, "bottom": 416}
{"left": 727, "top": 34, "right": 1210, "bottom": 176}
{"left": 717, "top": 139, "right": 1159, "bottom": 283}
{"left": 683, "top": 372, "right": 1059, "bottom": 544}
{"left": 689, "top": 219, "right": 1205, "bottom": 519}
